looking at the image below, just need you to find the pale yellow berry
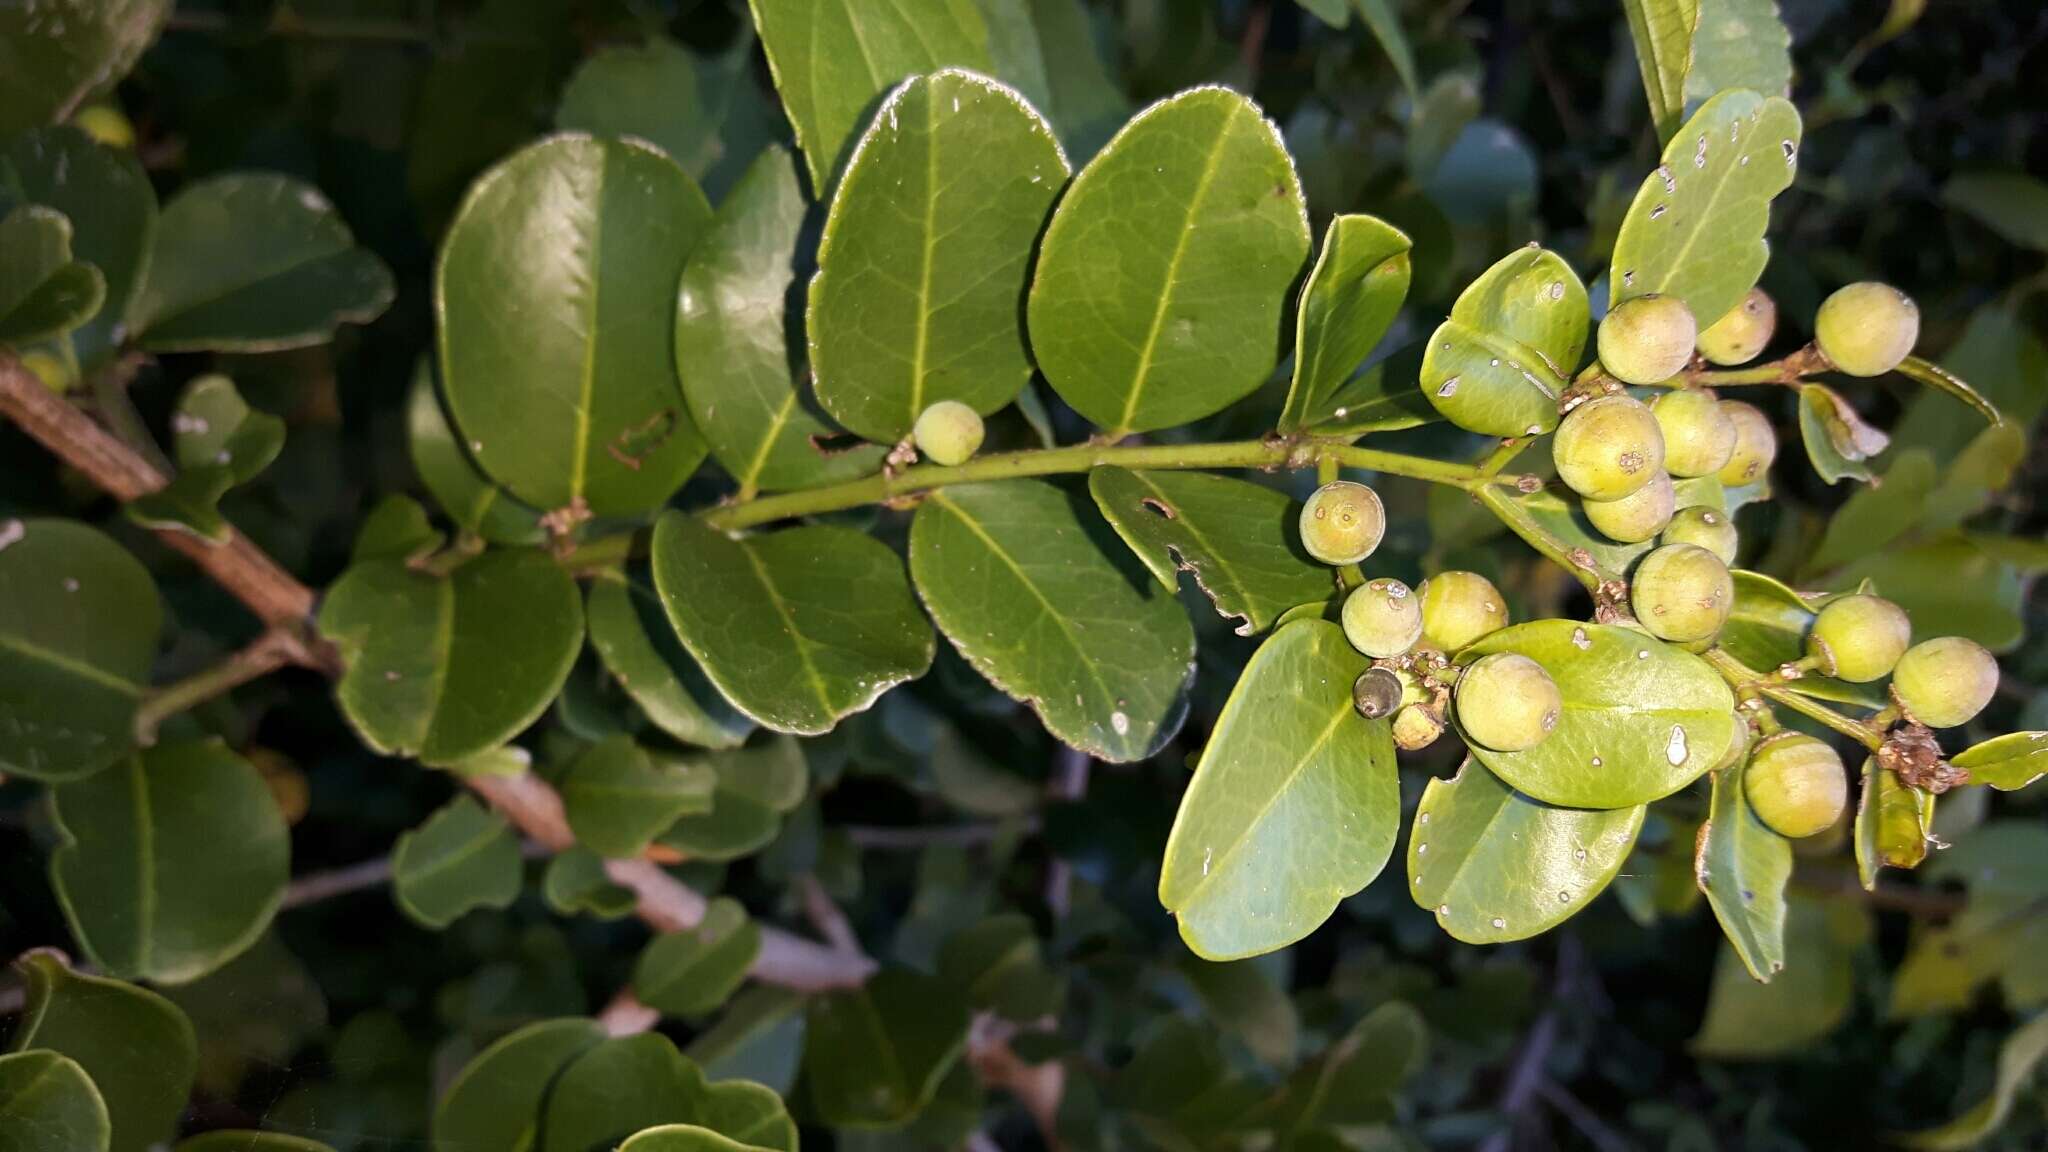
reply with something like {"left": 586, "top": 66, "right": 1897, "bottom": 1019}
{"left": 1298, "top": 481, "right": 1386, "bottom": 566}
{"left": 1418, "top": 571, "right": 1509, "bottom": 652}
{"left": 913, "top": 401, "right": 984, "bottom": 466}
{"left": 1598, "top": 294, "right": 1697, "bottom": 384}
{"left": 1650, "top": 389, "right": 1737, "bottom": 478}
{"left": 1553, "top": 395, "right": 1665, "bottom": 501}
{"left": 1697, "top": 288, "right": 1777, "bottom": 366}
{"left": 1744, "top": 733, "right": 1848, "bottom": 839}
{"left": 1815, "top": 282, "right": 1918, "bottom": 377}
{"left": 1455, "top": 653, "right": 1562, "bottom": 752}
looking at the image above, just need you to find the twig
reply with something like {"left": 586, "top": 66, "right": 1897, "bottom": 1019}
{"left": 798, "top": 873, "right": 862, "bottom": 956}
{"left": 134, "top": 628, "right": 309, "bottom": 744}
{"left": 280, "top": 856, "right": 392, "bottom": 909}
{"left": 598, "top": 989, "right": 662, "bottom": 1037}
{"left": 969, "top": 1013, "right": 1066, "bottom": 1152}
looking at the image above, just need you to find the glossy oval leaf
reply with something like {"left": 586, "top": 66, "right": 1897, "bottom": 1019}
{"left": 1610, "top": 89, "right": 1800, "bottom": 330}
{"left": 540, "top": 1032, "right": 707, "bottom": 1152}
{"left": 391, "top": 795, "right": 523, "bottom": 929}
{"left": 1089, "top": 467, "right": 1334, "bottom": 636}
{"left": 542, "top": 847, "right": 638, "bottom": 920}
{"left": 1691, "top": 896, "right": 1868, "bottom": 1059}
{"left": 1418, "top": 246, "right": 1587, "bottom": 437}
{"left": 1798, "top": 383, "right": 1889, "bottom": 485}
{"left": 171, "top": 375, "right": 283, "bottom": 484}
{"left": 176, "top": 1134, "right": 335, "bottom": 1152}
{"left": 809, "top": 69, "right": 1068, "bottom": 443}
{"left": 659, "top": 735, "right": 810, "bottom": 861}
{"left": 586, "top": 572, "right": 754, "bottom": 749}
{"left": 803, "top": 968, "right": 970, "bottom": 1130}
{"left": 406, "top": 361, "right": 545, "bottom": 545}
{"left": 1028, "top": 87, "right": 1311, "bottom": 435}
{"left": 557, "top": 38, "right": 719, "bottom": 176}
{"left": 1719, "top": 570, "right": 1884, "bottom": 707}
{"left": 1454, "top": 620, "right": 1738, "bottom": 809}
{"left": 131, "top": 175, "right": 394, "bottom": 352}
{"left": 1279, "top": 214, "right": 1412, "bottom": 432}
{"left": 910, "top": 479, "right": 1194, "bottom": 762}
{"left": 50, "top": 739, "right": 287, "bottom": 984}
{"left": 1694, "top": 754, "right": 1792, "bottom": 981}
{"left": 1854, "top": 761, "right": 1932, "bottom": 889}
{"left": 319, "top": 549, "right": 584, "bottom": 766}
{"left": 634, "top": 897, "right": 762, "bottom": 1018}
{"left": 675, "top": 147, "right": 883, "bottom": 494}
{"left": 1685, "top": 0, "right": 1791, "bottom": 107}
{"left": 562, "top": 734, "right": 717, "bottom": 858}
{"left": 1160, "top": 619, "right": 1397, "bottom": 960}
{"left": 0, "top": 518, "right": 157, "bottom": 782}
{"left": 746, "top": 0, "right": 994, "bottom": 192}
{"left": 438, "top": 134, "right": 711, "bottom": 517}
{"left": 1620, "top": 0, "right": 1700, "bottom": 141}
{"left": 432, "top": 1018, "right": 607, "bottom": 1152}
{"left": 0, "top": 1050, "right": 109, "bottom": 1152}
{"left": 0, "top": 127, "right": 157, "bottom": 369}
{"left": 620, "top": 1127, "right": 776, "bottom": 1152}
{"left": 652, "top": 513, "right": 934, "bottom": 735}
{"left": 7, "top": 951, "right": 195, "bottom": 1152}
{"left": 0, "top": 0, "right": 167, "bottom": 133}
{"left": 1408, "top": 758, "right": 1645, "bottom": 944}
{"left": 1952, "top": 731, "right": 2047, "bottom": 791}
{"left": 0, "top": 204, "right": 104, "bottom": 345}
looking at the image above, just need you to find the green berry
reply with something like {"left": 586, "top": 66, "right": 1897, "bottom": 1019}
{"left": 1891, "top": 636, "right": 1998, "bottom": 728}
{"left": 1744, "top": 733, "right": 1848, "bottom": 839}
{"left": 1454, "top": 652, "right": 1562, "bottom": 752}
{"left": 1650, "top": 389, "right": 1737, "bottom": 478}
{"left": 1598, "top": 294, "right": 1697, "bottom": 384}
{"left": 1806, "top": 594, "right": 1910, "bottom": 683}
{"left": 1696, "top": 288, "right": 1777, "bottom": 366}
{"left": 1392, "top": 703, "right": 1446, "bottom": 751}
{"left": 1630, "top": 543, "right": 1733, "bottom": 643}
{"left": 1353, "top": 668, "right": 1405, "bottom": 719}
{"left": 1298, "top": 481, "right": 1386, "bottom": 566}
{"left": 912, "top": 400, "right": 984, "bottom": 465}
{"left": 1553, "top": 394, "right": 1666, "bottom": 501}
{"left": 1343, "top": 578, "right": 1424, "bottom": 658}
{"left": 1584, "top": 470, "right": 1674, "bottom": 544}
{"left": 1418, "top": 571, "right": 1509, "bottom": 652}
{"left": 1815, "top": 282, "right": 1919, "bottom": 377}
{"left": 1714, "top": 400, "right": 1777, "bottom": 488}
{"left": 1660, "top": 506, "right": 1738, "bottom": 565}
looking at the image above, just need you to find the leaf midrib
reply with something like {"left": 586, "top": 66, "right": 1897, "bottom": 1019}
{"left": 568, "top": 150, "right": 609, "bottom": 506}
{"left": 0, "top": 631, "right": 145, "bottom": 694}
{"left": 738, "top": 539, "right": 836, "bottom": 720}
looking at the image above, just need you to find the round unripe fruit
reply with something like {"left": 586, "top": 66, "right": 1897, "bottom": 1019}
{"left": 1298, "top": 481, "right": 1386, "bottom": 566}
{"left": 1418, "top": 571, "right": 1509, "bottom": 652}
{"left": 1891, "top": 636, "right": 1998, "bottom": 728}
{"left": 1353, "top": 668, "right": 1404, "bottom": 719}
{"left": 1454, "top": 653, "right": 1562, "bottom": 752}
{"left": 18, "top": 351, "right": 72, "bottom": 394}
{"left": 1392, "top": 704, "right": 1446, "bottom": 751}
{"left": 1598, "top": 294, "right": 1698, "bottom": 384}
{"left": 1744, "top": 733, "right": 1848, "bottom": 839}
{"left": 1697, "top": 288, "right": 1777, "bottom": 366}
{"left": 72, "top": 105, "right": 135, "bottom": 149}
{"left": 1661, "top": 506, "right": 1738, "bottom": 565}
{"left": 1714, "top": 400, "right": 1777, "bottom": 488}
{"left": 1553, "top": 394, "right": 1666, "bottom": 501}
{"left": 1815, "top": 282, "right": 1919, "bottom": 377}
{"left": 1630, "top": 543, "right": 1733, "bottom": 643}
{"left": 912, "top": 400, "right": 984, "bottom": 465}
{"left": 1584, "top": 470, "right": 1675, "bottom": 544}
{"left": 1343, "top": 578, "right": 1424, "bottom": 658}
{"left": 1650, "top": 389, "right": 1737, "bottom": 478}
{"left": 1806, "top": 594, "right": 1911, "bottom": 683}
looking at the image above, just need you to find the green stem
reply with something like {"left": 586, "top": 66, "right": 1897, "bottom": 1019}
{"left": 1704, "top": 648, "right": 1882, "bottom": 751}
{"left": 1688, "top": 345, "right": 1827, "bottom": 389}
{"left": 133, "top": 629, "right": 305, "bottom": 745}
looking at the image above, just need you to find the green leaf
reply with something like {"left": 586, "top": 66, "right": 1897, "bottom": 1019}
{"left": 686, "top": 988, "right": 807, "bottom": 1093}
{"left": 1620, "top": 0, "right": 1699, "bottom": 142}
{"left": 171, "top": 374, "right": 284, "bottom": 484}
{"left": 562, "top": 734, "right": 718, "bottom": 858}
{"left": 1089, "top": 467, "right": 1334, "bottom": 636}
{"left": 1718, "top": 571, "right": 1884, "bottom": 708}
{"left": 0, "top": 518, "right": 157, "bottom": 782}
{"left": 974, "top": 0, "right": 1130, "bottom": 161}
{"left": 49, "top": 739, "right": 288, "bottom": 983}
{"left": 1892, "top": 355, "right": 2002, "bottom": 426}
{"left": 0, "top": 1051, "right": 109, "bottom": 1152}
{"left": 541, "top": 847, "right": 638, "bottom": 919}
{"left": 0, "top": 127, "right": 157, "bottom": 370}
{"left": 432, "top": 1018, "right": 606, "bottom": 1152}
{"left": 1279, "top": 215, "right": 1412, "bottom": 432}
{"left": 652, "top": 512, "right": 934, "bottom": 735}
{"left": 1160, "top": 619, "right": 1396, "bottom": 959}
{"left": 1854, "top": 761, "right": 1932, "bottom": 889}
{"left": 558, "top": 39, "right": 720, "bottom": 176}
{"left": 910, "top": 479, "right": 1194, "bottom": 762}
{"left": 1953, "top": 731, "right": 2048, "bottom": 791}
{"left": 659, "top": 736, "right": 810, "bottom": 861}
{"left": 406, "top": 362, "right": 545, "bottom": 546}
{"left": 676, "top": 147, "right": 884, "bottom": 494}
{"left": 693, "top": 1079, "right": 798, "bottom": 1152}
{"left": 0, "top": 0, "right": 167, "bottom": 134}
{"left": 7, "top": 951, "right": 196, "bottom": 1152}
{"left": 1408, "top": 757, "right": 1645, "bottom": 944}
{"left": 1898, "top": 1012, "right": 2048, "bottom": 1150}
{"left": 1273, "top": 1001, "right": 1426, "bottom": 1133}
{"left": 747, "top": 0, "right": 994, "bottom": 191}
{"left": 1805, "top": 449, "right": 1936, "bottom": 576}
{"left": 1179, "top": 956, "right": 1298, "bottom": 1067}
{"left": 586, "top": 572, "right": 755, "bottom": 750}
{"left": 1684, "top": 0, "right": 1791, "bottom": 108}
{"left": 1691, "top": 896, "right": 1867, "bottom": 1059}
{"left": 1418, "top": 246, "right": 1587, "bottom": 437}
{"left": 1892, "top": 823, "right": 2048, "bottom": 1018}
{"left": 1454, "top": 620, "right": 1738, "bottom": 809}
{"left": 1892, "top": 304, "right": 2048, "bottom": 460}
{"left": 1942, "top": 170, "right": 2048, "bottom": 252}
{"left": 1486, "top": 477, "right": 1723, "bottom": 586}
{"left": 634, "top": 897, "right": 762, "bottom": 1018}
{"left": 1027, "top": 87, "right": 1311, "bottom": 435}
{"left": 1610, "top": 89, "right": 1800, "bottom": 331}
{"left": 804, "top": 968, "right": 971, "bottom": 1130}
{"left": 350, "top": 495, "right": 442, "bottom": 565}
{"left": 319, "top": 549, "right": 584, "bottom": 765}
{"left": 1832, "top": 535, "right": 2029, "bottom": 652}
{"left": 809, "top": 70, "right": 1067, "bottom": 444}
{"left": 929, "top": 725, "right": 1041, "bottom": 816}
{"left": 543, "top": 1034, "right": 706, "bottom": 1151}
{"left": 0, "top": 204, "right": 104, "bottom": 345}
{"left": 619, "top": 1127, "right": 777, "bottom": 1152}
{"left": 130, "top": 174, "right": 394, "bottom": 352}
{"left": 124, "top": 467, "right": 233, "bottom": 543}
{"left": 1695, "top": 751, "right": 1793, "bottom": 981}
{"left": 176, "top": 1134, "right": 335, "bottom": 1152}
{"left": 438, "top": 135, "right": 711, "bottom": 517}
{"left": 1350, "top": 0, "right": 1418, "bottom": 98}
{"left": 390, "top": 795, "right": 524, "bottom": 928}
{"left": 1305, "top": 340, "right": 1441, "bottom": 436}
{"left": 937, "top": 914, "right": 1063, "bottom": 1022}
